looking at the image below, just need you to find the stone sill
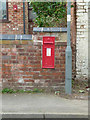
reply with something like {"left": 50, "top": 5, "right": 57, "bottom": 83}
{"left": 0, "top": 27, "right": 67, "bottom": 40}
{"left": 0, "top": 34, "right": 32, "bottom": 40}
{"left": 33, "top": 27, "right": 67, "bottom": 32}
{"left": 0, "top": 20, "right": 11, "bottom": 23}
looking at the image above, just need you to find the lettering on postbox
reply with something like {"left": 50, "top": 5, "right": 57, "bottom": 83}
{"left": 42, "top": 37, "right": 55, "bottom": 68}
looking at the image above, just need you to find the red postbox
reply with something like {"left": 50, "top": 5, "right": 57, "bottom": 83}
{"left": 42, "top": 37, "right": 55, "bottom": 68}
{"left": 13, "top": 5, "right": 17, "bottom": 11}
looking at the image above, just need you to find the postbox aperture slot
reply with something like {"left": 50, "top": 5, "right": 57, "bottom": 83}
{"left": 43, "top": 41, "right": 54, "bottom": 44}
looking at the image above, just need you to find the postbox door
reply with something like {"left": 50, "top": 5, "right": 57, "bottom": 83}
{"left": 42, "top": 37, "right": 55, "bottom": 68}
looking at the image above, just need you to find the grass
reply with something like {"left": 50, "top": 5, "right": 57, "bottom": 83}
{"left": 2, "top": 88, "right": 44, "bottom": 94}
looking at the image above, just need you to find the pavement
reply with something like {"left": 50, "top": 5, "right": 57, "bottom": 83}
{"left": 0, "top": 93, "right": 88, "bottom": 119}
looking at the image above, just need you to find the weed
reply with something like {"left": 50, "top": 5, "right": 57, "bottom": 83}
{"left": 72, "top": 79, "right": 75, "bottom": 88}
{"left": 16, "top": 89, "right": 25, "bottom": 93}
{"left": 2, "top": 88, "right": 16, "bottom": 93}
{"left": 2, "top": 88, "right": 44, "bottom": 94}
{"left": 32, "top": 88, "right": 43, "bottom": 93}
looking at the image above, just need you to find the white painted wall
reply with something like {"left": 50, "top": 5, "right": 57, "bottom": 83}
{"left": 76, "top": 1, "right": 89, "bottom": 80}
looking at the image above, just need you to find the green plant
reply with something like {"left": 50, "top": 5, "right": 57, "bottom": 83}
{"left": 32, "top": 88, "right": 43, "bottom": 93}
{"left": 31, "top": 2, "right": 67, "bottom": 27}
{"left": 79, "top": 90, "right": 85, "bottom": 93}
{"left": 55, "top": 91, "right": 60, "bottom": 95}
{"left": 72, "top": 79, "right": 75, "bottom": 88}
{"left": 2, "top": 88, "right": 44, "bottom": 94}
{"left": 16, "top": 89, "right": 25, "bottom": 93}
{"left": 2, "top": 88, "right": 16, "bottom": 93}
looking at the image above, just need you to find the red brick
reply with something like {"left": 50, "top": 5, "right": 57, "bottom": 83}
{"left": 24, "top": 80, "right": 34, "bottom": 82}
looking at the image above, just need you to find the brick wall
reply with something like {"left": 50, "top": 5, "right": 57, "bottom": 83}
{"left": 25, "top": 2, "right": 29, "bottom": 34}
{"left": 88, "top": 2, "right": 90, "bottom": 79}
{"left": 33, "top": 31, "right": 67, "bottom": 42}
{"left": 0, "top": 40, "right": 2, "bottom": 89}
{"left": 2, "top": 41, "right": 66, "bottom": 90}
{"left": 76, "top": 1, "right": 89, "bottom": 80}
{"left": 0, "top": 1, "right": 76, "bottom": 90}
{"left": 1, "top": 31, "right": 76, "bottom": 91}
{"left": 0, "top": 1, "right": 28, "bottom": 34}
